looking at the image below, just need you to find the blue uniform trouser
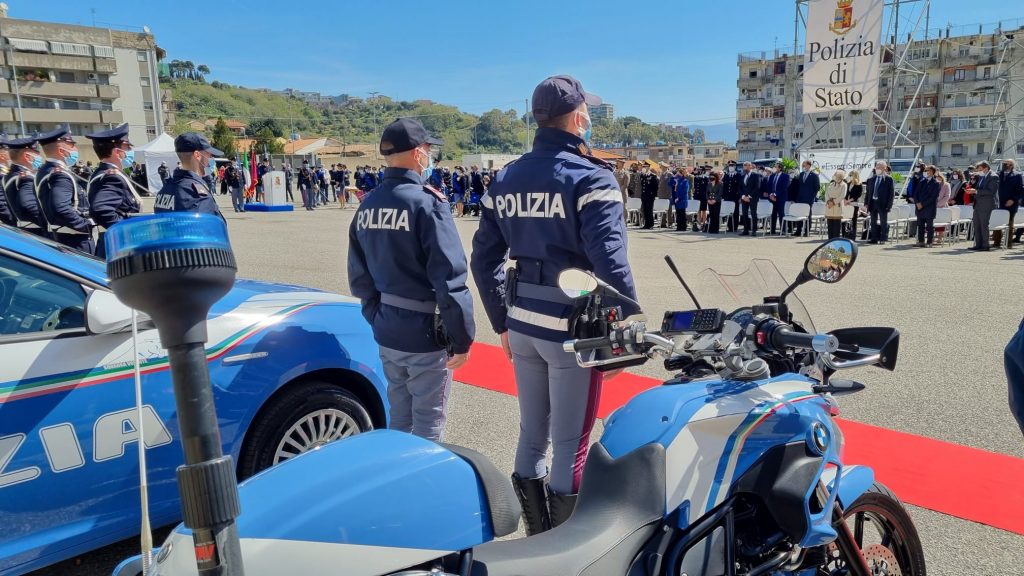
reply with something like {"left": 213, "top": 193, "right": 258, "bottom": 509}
{"left": 509, "top": 331, "right": 603, "bottom": 496}
{"left": 54, "top": 231, "right": 94, "bottom": 255}
{"left": 1006, "top": 318, "right": 1024, "bottom": 437}
{"left": 378, "top": 345, "right": 452, "bottom": 442}
{"left": 770, "top": 202, "right": 785, "bottom": 234}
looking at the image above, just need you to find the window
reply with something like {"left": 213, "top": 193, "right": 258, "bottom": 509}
{"left": 954, "top": 69, "right": 966, "bottom": 81}
{"left": 749, "top": 70, "right": 757, "bottom": 78}
{"left": 146, "top": 125, "right": 157, "bottom": 137}
{"left": 958, "top": 46, "right": 970, "bottom": 57}
{"left": 778, "top": 86, "right": 785, "bottom": 96}
{"left": 774, "top": 61, "right": 786, "bottom": 74}
{"left": 977, "top": 143, "right": 985, "bottom": 155}
{"left": 793, "top": 131, "right": 803, "bottom": 140}
{"left": 140, "top": 76, "right": 151, "bottom": 87}
{"left": 0, "top": 254, "right": 87, "bottom": 337}
{"left": 851, "top": 124, "right": 866, "bottom": 137}
{"left": 951, "top": 144, "right": 965, "bottom": 157}
{"left": 983, "top": 67, "right": 991, "bottom": 79}
{"left": 143, "top": 101, "right": 155, "bottom": 111}
{"left": 797, "top": 64, "right": 804, "bottom": 73}
{"left": 137, "top": 50, "right": 149, "bottom": 62}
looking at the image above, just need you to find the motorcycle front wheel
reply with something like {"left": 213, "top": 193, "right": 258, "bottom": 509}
{"left": 821, "top": 482, "right": 927, "bottom": 576}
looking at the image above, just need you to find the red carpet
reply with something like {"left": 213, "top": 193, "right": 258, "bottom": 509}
{"left": 454, "top": 342, "right": 1024, "bottom": 536}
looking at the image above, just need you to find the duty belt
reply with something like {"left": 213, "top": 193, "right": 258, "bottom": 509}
{"left": 513, "top": 281, "right": 574, "bottom": 304}
{"left": 379, "top": 292, "right": 437, "bottom": 314}
{"left": 49, "top": 224, "right": 92, "bottom": 236}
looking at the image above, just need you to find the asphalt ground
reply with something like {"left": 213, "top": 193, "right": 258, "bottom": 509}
{"left": 38, "top": 194, "right": 1024, "bottom": 575}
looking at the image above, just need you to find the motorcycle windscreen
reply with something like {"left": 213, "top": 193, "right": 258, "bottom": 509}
{"left": 693, "top": 259, "right": 815, "bottom": 333}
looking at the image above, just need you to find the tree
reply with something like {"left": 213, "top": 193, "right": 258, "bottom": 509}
{"left": 247, "top": 117, "right": 284, "bottom": 138}
{"left": 692, "top": 128, "right": 706, "bottom": 144}
{"left": 183, "top": 60, "right": 195, "bottom": 81}
{"left": 197, "top": 64, "right": 210, "bottom": 82}
{"left": 211, "top": 118, "right": 237, "bottom": 158}
{"left": 254, "top": 127, "right": 284, "bottom": 154}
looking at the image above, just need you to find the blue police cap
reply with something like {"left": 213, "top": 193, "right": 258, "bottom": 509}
{"left": 531, "top": 75, "right": 601, "bottom": 122}
{"left": 6, "top": 135, "right": 39, "bottom": 150}
{"left": 36, "top": 125, "right": 75, "bottom": 146}
{"left": 174, "top": 132, "right": 223, "bottom": 156}
{"left": 85, "top": 123, "right": 132, "bottom": 145}
{"left": 379, "top": 117, "right": 443, "bottom": 156}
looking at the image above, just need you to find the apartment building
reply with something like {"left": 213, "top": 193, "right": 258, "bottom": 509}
{"left": 736, "top": 20, "right": 1024, "bottom": 169}
{"left": 0, "top": 11, "right": 164, "bottom": 159}
{"left": 692, "top": 142, "right": 738, "bottom": 168}
{"left": 590, "top": 102, "right": 614, "bottom": 120}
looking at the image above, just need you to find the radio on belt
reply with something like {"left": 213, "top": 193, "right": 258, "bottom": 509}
{"left": 661, "top": 308, "right": 726, "bottom": 335}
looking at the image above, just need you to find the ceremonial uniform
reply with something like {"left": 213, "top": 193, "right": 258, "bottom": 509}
{"left": 36, "top": 127, "right": 93, "bottom": 253}
{"left": 2, "top": 137, "right": 47, "bottom": 236}
{"left": 722, "top": 166, "right": 744, "bottom": 232}
{"left": 471, "top": 75, "right": 637, "bottom": 534}
{"left": 0, "top": 136, "right": 12, "bottom": 227}
{"left": 84, "top": 124, "right": 141, "bottom": 258}
{"left": 348, "top": 118, "right": 474, "bottom": 443}
{"left": 153, "top": 133, "right": 225, "bottom": 221}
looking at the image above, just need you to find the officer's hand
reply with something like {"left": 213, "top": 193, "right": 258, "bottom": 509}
{"left": 500, "top": 331, "right": 512, "bottom": 361}
{"left": 447, "top": 352, "right": 470, "bottom": 370}
{"left": 603, "top": 368, "right": 625, "bottom": 380}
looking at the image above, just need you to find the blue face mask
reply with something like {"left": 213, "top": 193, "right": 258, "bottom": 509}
{"left": 580, "top": 112, "right": 593, "bottom": 144}
{"left": 120, "top": 149, "right": 135, "bottom": 169}
{"left": 418, "top": 148, "right": 434, "bottom": 180}
{"left": 63, "top": 149, "right": 79, "bottom": 168}
{"left": 30, "top": 155, "right": 42, "bottom": 170}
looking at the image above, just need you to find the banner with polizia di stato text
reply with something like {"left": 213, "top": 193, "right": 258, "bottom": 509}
{"left": 803, "top": 0, "right": 884, "bottom": 113}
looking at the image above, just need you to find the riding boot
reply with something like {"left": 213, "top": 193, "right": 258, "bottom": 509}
{"left": 547, "top": 488, "right": 578, "bottom": 528}
{"left": 511, "top": 473, "right": 550, "bottom": 536}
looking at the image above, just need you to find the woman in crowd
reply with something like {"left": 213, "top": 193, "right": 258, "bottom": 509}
{"left": 706, "top": 170, "right": 723, "bottom": 234}
{"left": 845, "top": 169, "right": 864, "bottom": 238}
{"left": 934, "top": 172, "right": 952, "bottom": 244}
{"left": 949, "top": 169, "right": 965, "bottom": 205}
{"left": 824, "top": 169, "right": 847, "bottom": 239}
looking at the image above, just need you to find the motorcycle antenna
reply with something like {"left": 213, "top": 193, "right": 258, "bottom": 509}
{"left": 131, "top": 309, "right": 154, "bottom": 574}
{"left": 664, "top": 255, "right": 702, "bottom": 309}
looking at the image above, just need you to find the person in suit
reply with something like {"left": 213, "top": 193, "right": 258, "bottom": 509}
{"left": 914, "top": 165, "right": 940, "bottom": 247}
{"left": 791, "top": 160, "right": 820, "bottom": 236}
{"left": 739, "top": 161, "right": 761, "bottom": 236}
{"left": 706, "top": 170, "right": 724, "bottom": 234}
{"left": 997, "top": 159, "right": 1022, "bottom": 248}
{"left": 614, "top": 161, "right": 630, "bottom": 222}
{"left": 639, "top": 164, "right": 659, "bottom": 229}
{"left": 866, "top": 161, "right": 895, "bottom": 244}
{"left": 971, "top": 161, "right": 999, "bottom": 251}
{"left": 767, "top": 161, "right": 790, "bottom": 235}
{"left": 722, "top": 160, "right": 743, "bottom": 232}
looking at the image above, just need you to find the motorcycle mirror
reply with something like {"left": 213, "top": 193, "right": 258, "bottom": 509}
{"left": 558, "top": 268, "right": 601, "bottom": 300}
{"left": 804, "top": 238, "right": 858, "bottom": 284}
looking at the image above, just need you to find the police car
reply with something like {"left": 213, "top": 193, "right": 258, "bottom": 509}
{"left": 0, "top": 225, "right": 388, "bottom": 575}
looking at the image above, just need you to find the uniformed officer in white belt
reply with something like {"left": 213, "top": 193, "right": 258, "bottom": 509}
{"left": 348, "top": 118, "right": 475, "bottom": 442}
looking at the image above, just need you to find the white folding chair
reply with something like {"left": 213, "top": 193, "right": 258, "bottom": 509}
{"left": 946, "top": 206, "right": 961, "bottom": 243}
{"left": 756, "top": 200, "right": 773, "bottom": 236}
{"left": 652, "top": 199, "right": 670, "bottom": 228}
{"left": 888, "top": 205, "right": 908, "bottom": 243}
{"left": 783, "top": 203, "right": 810, "bottom": 234}
{"left": 958, "top": 205, "right": 974, "bottom": 240}
{"left": 990, "top": 209, "right": 1011, "bottom": 236}
{"left": 626, "top": 197, "right": 642, "bottom": 226}
{"left": 718, "top": 201, "right": 736, "bottom": 232}
{"left": 933, "top": 208, "right": 953, "bottom": 245}
{"left": 810, "top": 202, "right": 827, "bottom": 236}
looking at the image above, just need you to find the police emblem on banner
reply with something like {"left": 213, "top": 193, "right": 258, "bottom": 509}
{"left": 829, "top": 0, "right": 856, "bottom": 35}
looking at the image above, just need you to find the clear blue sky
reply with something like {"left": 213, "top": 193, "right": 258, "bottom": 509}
{"left": 22, "top": 1, "right": 1021, "bottom": 125}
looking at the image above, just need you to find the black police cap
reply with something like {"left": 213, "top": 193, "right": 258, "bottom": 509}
{"left": 37, "top": 125, "right": 75, "bottom": 146}
{"left": 532, "top": 75, "right": 601, "bottom": 122}
{"left": 379, "top": 117, "right": 443, "bottom": 156}
{"left": 6, "top": 135, "right": 39, "bottom": 150}
{"left": 174, "top": 132, "right": 223, "bottom": 156}
{"left": 85, "top": 123, "right": 132, "bottom": 146}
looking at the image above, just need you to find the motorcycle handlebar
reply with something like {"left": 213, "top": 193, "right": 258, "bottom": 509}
{"left": 563, "top": 336, "right": 611, "bottom": 353}
{"left": 770, "top": 325, "right": 839, "bottom": 354}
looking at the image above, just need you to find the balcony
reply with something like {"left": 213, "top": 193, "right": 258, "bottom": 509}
{"left": 0, "top": 109, "right": 13, "bottom": 122}
{"left": 16, "top": 81, "right": 97, "bottom": 98}
{"left": 942, "top": 78, "right": 998, "bottom": 92}
{"left": 939, "top": 104, "right": 1000, "bottom": 117}
{"left": 771, "top": 95, "right": 786, "bottom": 106}
{"left": 18, "top": 108, "right": 103, "bottom": 123}
{"left": 943, "top": 53, "right": 997, "bottom": 69}
{"left": 95, "top": 59, "right": 118, "bottom": 73}
{"left": 97, "top": 84, "right": 120, "bottom": 99}
{"left": 738, "top": 76, "right": 770, "bottom": 90}
{"left": 737, "top": 139, "right": 779, "bottom": 151}
{"left": 759, "top": 118, "right": 784, "bottom": 128}
{"left": 11, "top": 52, "right": 96, "bottom": 72}
{"left": 101, "top": 110, "right": 124, "bottom": 124}
{"left": 737, "top": 98, "right": 763, "bottom": 109}
{"left": 737, "top": 119, "right": 759, "bottom": 129}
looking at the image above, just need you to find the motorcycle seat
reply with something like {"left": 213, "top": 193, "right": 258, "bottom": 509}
{"left": 470, "top": 442, "right": 666, "bottom": 576}
{"left": 443, "top": 443, "right": 522, "bottom": 538}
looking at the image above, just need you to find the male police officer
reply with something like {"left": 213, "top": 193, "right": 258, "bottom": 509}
{"left": 85, "top": 124, "right": 141, "bottom": 258}
{"left": 471, "top": 75, "right": 638, "bottom": 534}
{"left": 0, "top": 135, "right": 12, "bottom": 226}
{"left": 2, "top": 136, "right": 46, "bottom": 235}
{"left": 153, "top": 133, "right": 224, "bottom": 221}
{"left": 348, "top": 118, "right": 474, "bottom": 443}
{"left": 36, "top": 126, "right": 94, "bottom": 252}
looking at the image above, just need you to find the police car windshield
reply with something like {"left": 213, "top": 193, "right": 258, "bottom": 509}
{"left": 693, "top": 259, "right": 815, "bottom": 333}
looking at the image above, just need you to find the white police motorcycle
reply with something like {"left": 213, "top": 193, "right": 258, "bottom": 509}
{"left": 110, "top": 213, "right": 923, "bottom": 576}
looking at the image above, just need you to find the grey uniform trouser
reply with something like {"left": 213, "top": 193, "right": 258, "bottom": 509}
{"left": 378, "top": 345, "right": 452, "bottom": 442}
{"left": 509, "top": 330, "right": 603, "bottom": 496}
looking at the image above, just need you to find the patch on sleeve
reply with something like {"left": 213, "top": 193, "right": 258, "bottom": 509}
{"left": 191, "top": 182, "right": 210, "bottom": 197}
{"left": 423, "top": 184, "right": 447, "bottom": 202}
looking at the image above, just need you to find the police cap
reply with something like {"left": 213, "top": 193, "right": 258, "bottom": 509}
{"left": 379, "top": 117, "right": 443, "bottom": 156}
{"left": 6, "top": 135, "right": 39, "bottom": 151}
{"left": 174, "top": 132, "right": 223, "bottom": 156}
{"left": 37, "top": 125, "right": 76, "bottom": 146}
{"left": 85, "top": 123, "right": 132, "bottom": 146}
{"left": 531, "top": 75, "right": 601, "bottom": 122}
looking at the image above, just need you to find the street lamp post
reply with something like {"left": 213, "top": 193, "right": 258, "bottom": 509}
{"left": 368, "top": 91, "right": 380, "bottom": 160}
{"left": 6, "top": 43, "right": 26, "bottom": 136}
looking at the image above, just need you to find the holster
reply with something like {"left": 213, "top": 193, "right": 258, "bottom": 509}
{"left": 433, "top": 313, "right": 454, "bottom": 356}
{"left": 502, "top": 266, "right": 519, "bottom": 308}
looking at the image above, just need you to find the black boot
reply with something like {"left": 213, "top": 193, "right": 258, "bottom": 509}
{"left": 511, "top": 473, "right": 549, "bottom": 536}
{"left": 547, "top": 488, "right": 578, "bottom": 528}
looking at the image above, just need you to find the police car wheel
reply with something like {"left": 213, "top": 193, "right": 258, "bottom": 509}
{"left": 237, "top": 380, "right": 373, "bottom": 480}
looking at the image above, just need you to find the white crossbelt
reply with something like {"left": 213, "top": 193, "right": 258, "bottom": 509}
{"left": 507, "top": 305, "right": 568, "bottom": 332}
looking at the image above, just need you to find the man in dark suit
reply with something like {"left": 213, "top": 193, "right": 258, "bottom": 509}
{"left": 792, "top": 160, "right": 820, "bottom": 236}
{"left": 914, "top": 165, "right": 940, "bottom": 247}
{"left": 640, "top": 164, "right": 660, "bottom": 229}
{"left": 767, "top": 161, "right": 790, "bottom": 234}
{"left": 971, "top": 160, "right": 999, "bottom": 251}
{"left": 865, "top": 160, "right": 895, "bottom": 243}
{"left": 998, "top": 159, "right": 1023, "bottom": 248}
{"left": 722, "top": 160, "right": 743, "bottom": 231}
{"left": 739, "top": 161, "right": 761, "bottom": 236}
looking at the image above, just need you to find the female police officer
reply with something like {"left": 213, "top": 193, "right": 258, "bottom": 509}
{"left": 471, "top": 76, "right": 638, "bottom": 534}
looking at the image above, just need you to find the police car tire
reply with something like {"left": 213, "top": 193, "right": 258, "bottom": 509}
{"left": 237, "top": 380, "right": 373, "bottom": 480}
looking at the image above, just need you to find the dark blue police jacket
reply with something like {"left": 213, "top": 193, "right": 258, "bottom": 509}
{"left": 471, "top": 127, "right": 638, "bottom": 342}
{"left": 37, "top": 160, "right": 91, "bottom": 234}
{"left": 348, "top": 168, "right": 475, "bottom": 354}
{"left": 87, "top": 162, "right": 141, "bottom": 229}
{"left": 153, "top": 168, "right": 224, "bottom": 220}
{"left": 4, "top": 164, "right": 47, "bottom": 229}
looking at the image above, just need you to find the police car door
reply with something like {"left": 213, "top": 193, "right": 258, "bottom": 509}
{"left": 0, "top": 251, "right": 174, "bottom": 572}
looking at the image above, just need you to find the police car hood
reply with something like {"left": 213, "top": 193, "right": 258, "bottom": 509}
{"left": 210, "top": 279, "right": 359, "bottom": 317}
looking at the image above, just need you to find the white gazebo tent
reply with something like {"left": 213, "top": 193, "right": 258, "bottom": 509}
{"left": 134, "top": 133, "right": 178, "bottom": 194}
